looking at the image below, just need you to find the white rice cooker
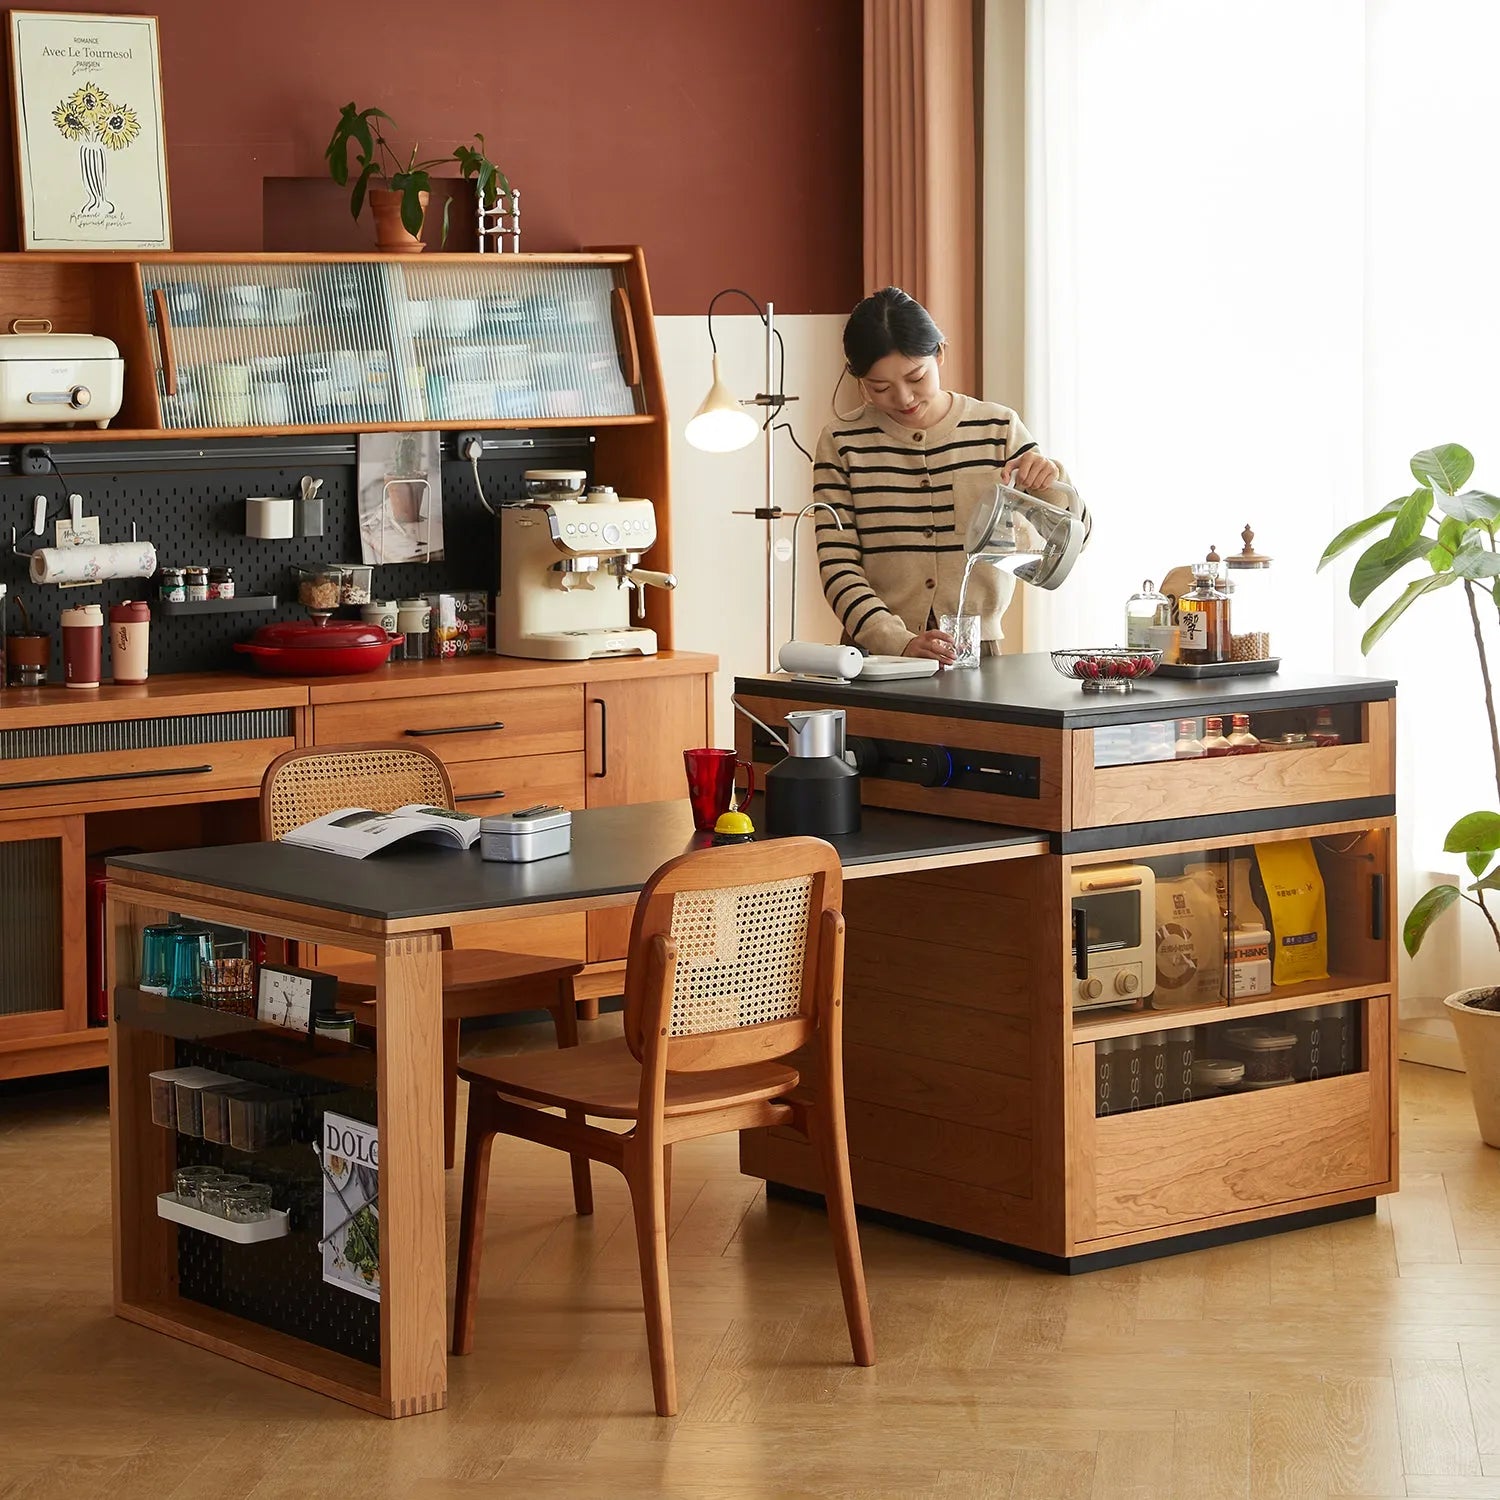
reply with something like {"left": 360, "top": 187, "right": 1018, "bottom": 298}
{"left": 0, "top": 320, "right": 124, "bottom": 428}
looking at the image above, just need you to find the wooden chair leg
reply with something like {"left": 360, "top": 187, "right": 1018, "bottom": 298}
{"left": 549, "top": 982, "right": 593, "bottom": 1216}
{"left": 452, "top": 1090, "right": 497, "bottom": 1356}
{"left": 442, "top": 1017, "right": 461, "bottom": 1171}
{"left": 626, "top": 1143, "right": 678, "bottom": 1417}
{"left": 576, "top": 976, "right": 600, "bottom": 1023}
{"left": 663, "top": 1143, "right": 672, "bottom": 1228}
{"left": 809, "top": 1090, "right": 875, "bottom": 1368}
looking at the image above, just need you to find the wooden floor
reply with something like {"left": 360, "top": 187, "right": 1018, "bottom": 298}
{"left": 4, "top": 1024, "right": 1500, "bottom": 1499}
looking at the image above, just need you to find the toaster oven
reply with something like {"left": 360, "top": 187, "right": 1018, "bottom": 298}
{"left": 1069, "top": 863, "right": 1156, "bottom": 1010}
{"left": 0, "top": 322, "right": 124, "bottom": 428}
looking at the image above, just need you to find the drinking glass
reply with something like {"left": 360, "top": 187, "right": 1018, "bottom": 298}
{"left": 683, "top": 747, "right": 756, "bottom": 832}
{"left": 938, "top": 613, "right": 981, "bottom": 670}
{"left": 200, "top": 958, "right": 256, "bottom": 1016}
{"left": 139, "top": 923, "right": 184, "bottom": 994}
{"left": 167, "top": 930, "right": 214, "bottom": 1000}
{"left": 222, "top": 1183, "right": 273, "bottom": 1223}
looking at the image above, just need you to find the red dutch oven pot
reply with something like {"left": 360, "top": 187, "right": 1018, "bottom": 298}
{"left": 234, "top": 620, "right": 404, "bottom": 676}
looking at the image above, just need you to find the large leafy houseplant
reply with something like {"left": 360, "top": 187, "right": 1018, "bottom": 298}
{"left": 1321, "top": 442, "right": 1500, "bottom": 1002}
{"left": 325, "top": 105, "right": 509, "bottom": 245}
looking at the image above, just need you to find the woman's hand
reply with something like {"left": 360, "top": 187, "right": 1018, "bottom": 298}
{"left": 903, "top": 628, "right": 958, "bottom": 665}
{"left": 1001, "top": 450, "right": 1060, "bottom": 492}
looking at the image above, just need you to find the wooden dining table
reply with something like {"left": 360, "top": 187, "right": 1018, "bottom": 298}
{"left": 104, "top": 798, "right": 1046, "bottom": 1417}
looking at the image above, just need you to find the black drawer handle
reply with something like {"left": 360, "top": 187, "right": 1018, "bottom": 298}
{"left": 455, "top": 790, "right": 506, "bottom": 803}
{"left": 0, "top": 764, "right": 212, "bottom": 794}
{"left": 404, "top": 721, "right": 505, "bottom": 738}
{"left": 1371, "top": 873, "right": 1386, "bottom": 942}
{"left": 1072, "top": 906, "right": 1089, "bottom": 980}
{"left": 592, "top": 696, "right": 608, "bottom": 779}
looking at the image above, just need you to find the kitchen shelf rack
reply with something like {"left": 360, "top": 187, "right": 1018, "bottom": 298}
{"left": 156, "top": 1191, "right": 290, "bottom": 1244}
{"left": 154, "top": 595, "right": 278, "bottom": 617}
{"left": 1070, "top": 976, "right": 1387, "bottom": 1041}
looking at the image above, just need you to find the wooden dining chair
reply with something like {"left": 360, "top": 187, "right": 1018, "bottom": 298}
{"left": 451, "top": 836, "right": 875, "bottom": 1416}
{"left": 259, "top": 741, "right": 590, "bottom": 1201}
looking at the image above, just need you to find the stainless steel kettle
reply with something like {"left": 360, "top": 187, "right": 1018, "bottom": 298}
{"left": 764, "top": 708, "right": 861, "bottom": 837}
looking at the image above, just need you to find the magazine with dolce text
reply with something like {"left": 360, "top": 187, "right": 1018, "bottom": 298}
{"left": 321, "top": 1112, "right": 380, "bottom": 1303}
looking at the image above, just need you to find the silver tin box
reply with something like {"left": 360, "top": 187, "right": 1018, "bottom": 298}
{"left": 480, "top": 804, "right": 572, "bottom": 862}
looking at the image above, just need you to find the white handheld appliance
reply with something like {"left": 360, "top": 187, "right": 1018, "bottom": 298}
{"left": 496, "top": 482, "right": 677, "bottom": 661}
{"left": 1069, "top": 863, "right": 1156, "bottom": 1011}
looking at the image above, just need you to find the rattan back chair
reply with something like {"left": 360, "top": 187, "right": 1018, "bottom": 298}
{"left": 257, "top": 741, "right": 589, "bottom": 1190}
{"left": 452, "top": 837, "right": 874, "bottom": 1416}
{"left": 260, "top": 742, "right": 454, "bottom": 840}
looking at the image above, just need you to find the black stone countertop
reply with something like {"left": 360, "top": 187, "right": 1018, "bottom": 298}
{"left": 735, "top": 652, "right": 1395, "bottom": 729}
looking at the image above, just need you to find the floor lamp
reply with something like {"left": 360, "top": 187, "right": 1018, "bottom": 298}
{"left": 683, "top": 288, "right": 800, "bottom": 672}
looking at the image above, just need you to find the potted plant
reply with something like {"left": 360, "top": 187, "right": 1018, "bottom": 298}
{"left": 324, "top": 107, "right": 511, "bottom": 253}
{"left": 1322, "top": 441, "right": 1500, "bottom": 1142}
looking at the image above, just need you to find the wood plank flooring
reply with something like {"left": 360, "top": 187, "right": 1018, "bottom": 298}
{"left": 2, "top": 1032, "right": 1499, "bottom": 1499}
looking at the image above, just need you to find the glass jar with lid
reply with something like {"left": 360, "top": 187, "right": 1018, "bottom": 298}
{"left": 1178, "top": 558, "right": 1231, "bottom": 664}
{"left": 1126, "top": 580, "right": 1172, "bottom": 649}
{"left": 1225, "top": 524, "right": 1273, "bottom": 661}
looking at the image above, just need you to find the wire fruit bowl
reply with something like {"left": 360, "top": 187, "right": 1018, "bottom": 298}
{"left": 1051, "top": 647, "right": 1162, "bottom": 692}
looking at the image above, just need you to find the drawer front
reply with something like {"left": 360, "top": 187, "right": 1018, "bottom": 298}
{"left": 447, "top": 753, "right": 585, "bottom": 817}
{"left": 313, "top": 685, "right": 583, "bottom": 764}
{"left": 0, "top": 708, "right": 297, "bottom": 814}
{"left": 1075, "top": 1069, "right": 1386, "bottom": 1242}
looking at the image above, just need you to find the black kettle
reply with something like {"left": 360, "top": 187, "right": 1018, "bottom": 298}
{"left": 764, "top": 708, "right": 861, "bottom": 838}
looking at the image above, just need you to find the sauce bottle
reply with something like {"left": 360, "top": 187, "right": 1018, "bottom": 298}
{"left": 1226, "top": 713, "right": 1261, "bottom": 754}
{"left": 1200, "top": 715, "right": 1232, "bottom": 757}
{"left": 1178, "top": 560, "right": 1231, "bottom": 664}
{"left": 1173, "top": 718, "right": 1205, "bottom": 759}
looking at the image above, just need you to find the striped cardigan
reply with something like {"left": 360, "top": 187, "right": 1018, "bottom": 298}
{"left": 813, "top": 394, "right": 1089, "bottom": 655}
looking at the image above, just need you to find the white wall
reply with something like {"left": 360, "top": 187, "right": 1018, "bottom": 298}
{"left": 654, "top": 313, "right": 847, "bottom": 740}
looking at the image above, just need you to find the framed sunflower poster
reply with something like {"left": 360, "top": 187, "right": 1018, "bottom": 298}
{"left": 7, "top": 11, "right": 171, "bottom": 249}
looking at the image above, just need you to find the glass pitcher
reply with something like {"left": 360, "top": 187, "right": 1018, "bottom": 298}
{"left": 962, "top": 477, "right": 1088, "bottom": 591}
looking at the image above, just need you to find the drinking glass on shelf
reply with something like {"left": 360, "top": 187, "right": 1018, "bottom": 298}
{"left": 166, "top": 931, "right": 214, "bottom": 1000}
{"left": 200, "top": 958, "right": 256, "bottom": 1016}
{"left": 139, "top": 923, "right": 184, "bottom": 994}
{"left": 938, "top": 613, "right": 981, "bottom": 670}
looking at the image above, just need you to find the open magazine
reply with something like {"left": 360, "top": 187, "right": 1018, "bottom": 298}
{"left": 282, "top": 804, "right": 481, "bottom": 859}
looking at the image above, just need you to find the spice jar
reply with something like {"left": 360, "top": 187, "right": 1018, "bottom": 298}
{"left": 159, "top": 566, "right": 186, "bottom": 603}
{"left": 1126, "top": 580, "right": 1172, "bottom": 650}
{"left": 339, "top": 564, "right": 373, "bottom": 606}
{"left": 184, "top": 566, "right": 209, "bottom": 602}
{"left": 1225, "top": 524, "right": 1272, "bottom": 661}
{"left": 1178, "top": 559, "right": 1231, "bottom": 664}
{"left": 314, "top": 1009, "right": 356, "bottom": 1044}
{"left": 294, "top": 566, "right": 342, "bottom": 616}
{"left": 207, "top": 565, "right": 235, "bottom": 600}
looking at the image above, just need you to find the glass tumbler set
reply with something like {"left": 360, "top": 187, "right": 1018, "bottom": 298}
{"left": 140, "top": 924, "right": 255, "bottom": 1013}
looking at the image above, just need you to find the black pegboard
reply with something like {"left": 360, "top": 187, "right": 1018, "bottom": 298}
{"left": 0, "top": 431, "right": 593, "bottom": 676}
{"left": 173, "top": 1038, "right": 382, "bottom": 1368}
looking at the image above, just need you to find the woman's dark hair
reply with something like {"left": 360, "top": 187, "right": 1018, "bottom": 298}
{"left": 842, "top": 286, "right": 945, "bottom": 377}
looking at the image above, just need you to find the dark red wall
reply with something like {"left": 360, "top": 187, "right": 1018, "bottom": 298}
{"left": 0, "top": 0, "right": 863, "bottom": 314}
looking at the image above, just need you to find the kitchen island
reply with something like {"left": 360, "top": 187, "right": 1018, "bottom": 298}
{"left": 734, "top": 654, "right": 1397, "bottom": 1268}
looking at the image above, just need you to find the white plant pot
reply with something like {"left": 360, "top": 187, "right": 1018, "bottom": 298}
{"left": 1444, "top": 986, "right": 1500, "bottom": 1146}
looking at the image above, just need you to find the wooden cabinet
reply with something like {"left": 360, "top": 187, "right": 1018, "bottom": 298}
{"left": 0, "top": 248, "right": 660, "bottom": 443}
{"left": 581, "top": 673, "right": 709, "bottom": 962}
{"left": 0, "top": 815, "right": 91, "bottom": 1080}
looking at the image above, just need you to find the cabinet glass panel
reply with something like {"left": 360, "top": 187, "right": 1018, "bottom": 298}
{"left": 1070, "top": 825, "right": 1389, "bottom": 1019}
{"left": 392, "top": 261, "right": 641, "bottom": 422}
{"left": 0, "top": 836, "right": 62, "bottom": 1017}
{"left": 1093, "top": 701, "right": 1364, "bottom": 767}
{"left": 142, "top": 262, "right": 411, "bottom": 429}
{"left": 1090, "top": 1000, "right": 1366, "bottom": 1116}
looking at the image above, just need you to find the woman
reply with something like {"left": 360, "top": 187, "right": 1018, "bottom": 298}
{"left": 814, "top": 287, "right": 1089, "bottom": 662}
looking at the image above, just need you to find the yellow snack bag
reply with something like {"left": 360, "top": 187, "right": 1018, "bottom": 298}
{"left": 1252, "top": 840, "right": 1329, "bottom": 986}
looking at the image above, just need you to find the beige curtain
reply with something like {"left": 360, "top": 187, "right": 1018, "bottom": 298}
{"left": 863, "top": 0, "right": 979, "bottom": 395}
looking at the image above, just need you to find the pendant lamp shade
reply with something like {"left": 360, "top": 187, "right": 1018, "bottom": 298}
{"left": 684, "top": 354, "right": 758, "bottom": 453}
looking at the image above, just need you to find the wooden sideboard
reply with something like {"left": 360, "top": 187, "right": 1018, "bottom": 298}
{"left": 0, "top": 651, "right": 714, "bottom": 1082}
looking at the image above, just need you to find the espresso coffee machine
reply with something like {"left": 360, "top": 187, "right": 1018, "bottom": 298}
{"left": 496, "top": 480, "right": 677, "bottom": 660}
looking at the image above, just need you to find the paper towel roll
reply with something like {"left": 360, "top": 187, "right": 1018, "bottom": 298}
{"left": 777, "top": 641, "right": 863, "bottom": 680}
{"left": 30, "top": 541, "right": 157, "bottom": 586}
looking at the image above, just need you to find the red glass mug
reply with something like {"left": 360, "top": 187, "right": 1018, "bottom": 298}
{"left": 683, "top": 747, "right": 755, "bottom": 832}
